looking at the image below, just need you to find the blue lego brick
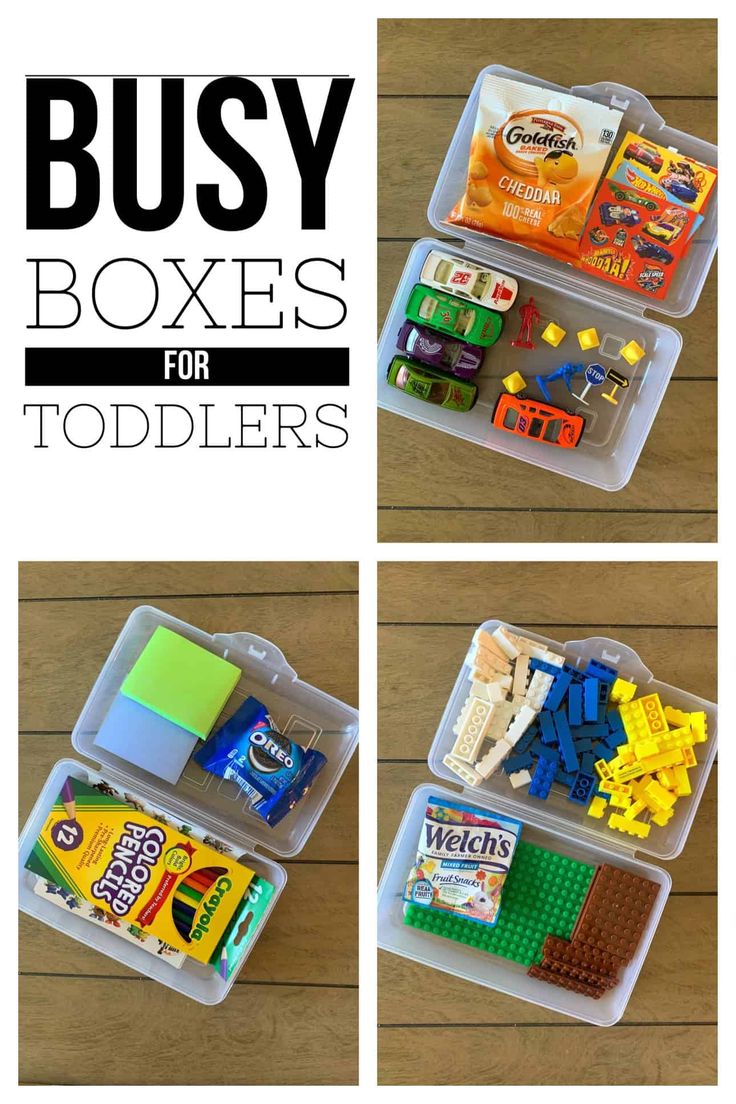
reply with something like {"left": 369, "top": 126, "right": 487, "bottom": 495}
{"left": 528, "top": 756, "right": 556, "bottom": 800}
{"left": 568, "top": 771, "right": 596, "bottom": 805}
{"left": 567, "top": 682, "right": 583, "bottom": 726}
{"left": 585, "top": 659, "right": 618, "bottom": 684}
{"left": 592, "top": 742, "right": 616, "bottom": 762}
{"left": 555, "top": 768, "right": 576, "bottom": 787}
{"left": 529, "top": 658, "right": 562, "bottom": 677}
{"left": 545, "top": 670, "right": 572, "bottom": 712}
{"left": 573, "top": 723, "right": 609, "bottom": 741}
{"left": 583, "top": 677, "right": 600, "bottom": 723}
{"left": 514, "top": 727, "right": 537, "bottom": 756}
{"left": 607, "top": 708, "right": 625, "bottom": 735}
{"left": 502, "top": 752, "right": 535, "bottom": 775}
{"left": 537, "top": 743, "right": 559, "bottom": 763}
{"left": 553, "top": 709, "right": 579, "bottom": 773}
{"left": 562, "top": 663, "right": 585, "bottom": 682}
{"left": 573, "top": 737, "right": 594, "bottom": 753}
{"left": 539, "top": 711, "right": 558, "bottom": 745}
{"left": 601, "top": 728, "right": 622, "bottom": 750}
{"left": 530, "top": 738, "right": 547, "bottom": 760}
{"left": 597, "top": 682, "right": 610, "bottom": 723}
{"left": 580, "top": 752, "right": 596, "bottom": 774}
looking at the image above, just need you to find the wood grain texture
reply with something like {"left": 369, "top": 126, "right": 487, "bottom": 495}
{"left": 18, "top": 564, "right": 358, "bottom": 1086}
{"left": 377, "top": 559, "right": 716, "bottom": 1084}
{"left": 378, "top": 19, "right": 717, "bottom": 97}
{"left": 377, "top": 19, "right": 717, "bottom": 544}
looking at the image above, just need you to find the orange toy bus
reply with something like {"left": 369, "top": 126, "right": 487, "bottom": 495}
{"left": 491, "top": 393, "right": 585, "bottom": 449}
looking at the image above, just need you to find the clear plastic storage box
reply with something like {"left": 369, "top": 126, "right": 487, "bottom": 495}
{"left": 19, "top": 605, "right": 359, "bottom": 1004}
{"left": 377, "top": 620, "right": 716, "bottom": 1026}
{"left": 377, "top": 65, "right": 718, "bottom": 491}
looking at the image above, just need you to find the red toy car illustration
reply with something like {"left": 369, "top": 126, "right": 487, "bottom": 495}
{"left": 491, "top": 393, "right": 585, "bottom": 449}
{"left": 623, "top": 141, "right": 664, "bottom": 174}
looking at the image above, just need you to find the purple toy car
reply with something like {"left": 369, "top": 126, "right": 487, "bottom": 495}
{"left": 599, "top": 202, "right": 641, "bottom": 227}
{"left": 396, "top": 320, "right": 483, "bottom": 380}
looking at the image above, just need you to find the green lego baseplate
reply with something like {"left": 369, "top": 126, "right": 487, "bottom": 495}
{"left": 404, "top": 840, "right": 596, "bottom": 967}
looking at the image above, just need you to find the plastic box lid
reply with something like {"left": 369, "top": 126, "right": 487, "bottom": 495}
{"left": 427, "top": 65, "right": 717, "bottom": 318}
{"left": 427, "top": 620, "right": 717, "bottom": 861}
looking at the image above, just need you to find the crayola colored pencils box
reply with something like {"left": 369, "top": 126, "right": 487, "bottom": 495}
{"left": 24, "top": 776, "right": 254, "bottom": 964}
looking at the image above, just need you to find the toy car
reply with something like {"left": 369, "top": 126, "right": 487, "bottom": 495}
{"left": 405, "top": 284, "right": 504, "bottom": 348}
{"left": 395, "top": 320, "right": 483, "bottom": 380}
{"left": 599, "top": 202, "right": 641, "bottom": 227}
{"left": 491, "top": 393, "right": 585, "bottom": 449}
{"left": 623, "top": 141, "right": 664, "bottom": 173}
{"left": 661, "top": 176, "right": 698, "bottom": 203}
{"left": 419, "top": 250, "right": 518, "bottom": 311}
{"left": 386, "top": 355, "right": 477, "bottom": 412}
{"left": 631, "top": 235, "right": 673, "bottom": 265}
{"left": 609, "top": 186, "right": 658, "bottom": 210}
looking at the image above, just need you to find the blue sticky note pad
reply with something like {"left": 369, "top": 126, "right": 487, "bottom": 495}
{"left": 93, "top": 693, "right": 199, "bottom": 785}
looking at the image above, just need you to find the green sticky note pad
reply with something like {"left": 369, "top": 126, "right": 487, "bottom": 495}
{"left": 121, "top": 626, "right": 241, "bottom": 739}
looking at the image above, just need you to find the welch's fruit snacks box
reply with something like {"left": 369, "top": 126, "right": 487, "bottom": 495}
{"left": 403, "top": 795, "right": 522, "bottom": 927}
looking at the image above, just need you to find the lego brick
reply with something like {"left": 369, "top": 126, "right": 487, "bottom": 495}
{"left": 643, "top": 779, "right": 677, "bottom": 812}
{"left": 616, "top": 743, "right": 637, "bottom": 765}
{"left": 529, "top": 756, "right": 557, "bottom": 799}
{"left": 601, "top": 728, "right": 623, "bottom": 750}
{"left": 611, "top": 761, "right": 648, "bottom": 783}
{"left": 471, "top": 679, "right": 508, "bottom": 704}
{"left": 509, "top": 768, "right": 532, "bottom": 789}
{"left": 681, "top": 747, "right": 697, "bottom": 769}
{"left": 524, "top": 669, "right": 555, "bottom": 712}
{"left": 657, "top": 764, "right": 691, "bottom": 797}
{"left": 528, "top": 962, "right": 605, "bottom": 999}
{"left": 529, "top": 658, "right": 564, "bottom": 678}
{"left": 475, "top": 643, "right": 514, "bottom": 678}
{"left": 689, "top": 711, "right": 708, "bottom": 744}
{"left": 585, "top": 659, "right": 618, "bottom": 684}
{"left": 637, "top": 748, "right": 686, "bottom": 773}
{"left": 619, "top": 693, "right": 668, "bottom": 743}
{"left": 606, "top": 708, "right": 625, "bottom": 734}
{"left": 567, "top": 683, "right": 583, "bottom": 726}
{"left": 475, "top": 628, "right": 512, "bottom": 662}
{"left": 541, "top": 934, "right": 621, "bottom": 981}
{"left": 539, "top": 710, "right": 558, "bottom": 745}
{"left": 476, "top": 738, "right": 513, "bottom": 779}
{"left": 502, "top": 752, "right": 535, "bottom": 775}
{"left": 451, "top": 697, "right": 495, "bottom": 762}
{"left": 580, "top": 752, "right": 596, "bottom": 775}
{"left": 608, "top": 813, "right": 651, "bottom": 840}
{"left": 572, "top": 864, "right": 660, "bottom": 964}
{"left": 554, "top": 710, "right": 579, "bottom": 773}
{"left": 636, "top": 725, "right": 694, "bottom": 759}
{"left": 572, "top": 736, "right": 594, "bottom": 753}
{"left": 610, "top": 677, "right": 637, "bottom": 704}
{"left": 583, "top": 678, "right": 599, "bottom": 722}
{"left": 592, "top": 742, "right": 616, "bottom": 762}
{"left": 568, "top": 771, "right": 596, "bottom": 805}
{"left": 587, "top": 795, "right": 608, "bottom": 819}
{"left": 600, "top": 780, "right": 632, "bottom": 798}
{"left": 492, "top": 626, "right": 520, "bottom": 660}
{"left": 608, "top": 792, "right": 632, "bottom": 810}
{"left": 575, "top": 724, "right": 609, "bottom": 741}
{"left": 443, "top": 753, "right": 483, "bottom": 787}
{"left": 651, "top": 807, "right": 675, "bottom": 827}
{"left": 485, "top": 700, "right": 516, "bottom": 743}
{"left": 513, "top": 727, "right": 537, "bottom": 756}
{"left": 512, "top": 653, "right": 530, "bottom": 698}
{"left": 555, "top": 769, "right": 576, "bottom": 787}
{"left": 537, "top": 743, "right": 559, "bottom": 763}
{"left": 404, "top": 840, "right": 595, "bottom": 967}
{"left": 503, "top": 705, "right": 538, "bottom": 748}
{"left": 594, "top": 758, "right": 612, "bottom": 781}
{"left": 624, "top": 798, "right": 648, "bottom": 820}
{"left": 545, "top": 670, "right": 573, "bottom": 713}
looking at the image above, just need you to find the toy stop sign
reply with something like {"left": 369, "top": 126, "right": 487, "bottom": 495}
{"left": 585, "top": 364, "right": 606, "bottom": 386}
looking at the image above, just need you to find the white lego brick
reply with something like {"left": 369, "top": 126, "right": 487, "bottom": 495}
{"left": 471, "top": 668, "right": 513, "bottom": 692}
{"left": 509, "top": 769, "right": 532, "bottom": 789}
{"left": 503, "top": 705, "right": 537, "bottom": 747}
{"left": 451, "top": 697, "right": 494, "bottom": 762}
{"left": 470, "top": 679, "right": 507, "bottom": 703}
{"left": 475, "top": 645, "right": 513, "bottom": 678}
{"left": 541, "top": 651, "right": 566, "bottom": 667}
{"left": 475, "top": 628, "right": 511, "bottom": 662}
{"left": 486, "top": 700, "right": 515, "bottom": 742}
{"left": 476, "top": 738, "right": 512, "bottom": 779}
{"left": 512, "top": 653, "right": 530, "bottom": 697}
{"left": 492, "top": 626, "right": 520, "bottom": 660}
{"left": 443, "top": 753, "right": 483, "bottom": 787}
{"left": 525, "top": 670, "right": 555, "bottom": 712}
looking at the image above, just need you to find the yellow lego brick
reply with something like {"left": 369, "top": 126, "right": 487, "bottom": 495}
{"left": 656, "top": 767, "right": 678, "bottom": 790}
{"left": 671, "top": 764, "right": 692, "bottom": 796}
{"left": 651, "top": 807, "right": 674, "bottom": 827}
{"left": 619, "top": 693, "right": 668, "bottom": 744}
{"left": 638, "top": 748, "right": 685, "bottom": 773}
{"left": 595, "top": 759, "right": 612, "bottom": 781}
{"left": 634, "top": 725, "right": 694, "bottom": 759}
{"left": 577, "top": 327, "right": 600, "bottom": 350}
{"left": 608, "top": 812, "right": 651, "bottom": 839}
{"left": 681, "top": 747, "right": 697, "bottom": 769}
{"left": 608, "top": 792, "right": 632, "bottom": 810}
{"left": 600, "top": 780, "right": 632, "bottom": 797}
{"left": 541, "top": 321, "right": 566, "bottom": 348}
{"left": 620, "top": 340, "right": 646, "bottom": 366}
{"left": 613, "top": 761, "right": 648, "bottom": 783}
{"left": 624, "top": 798, "right": 648, "bottom": 820}
{"left": 633, "top": 737, "right": 662, "bottom": 760}
{"left": 616, "top": 744, "right": 636, "bottom": 765}
{"left": 587, "top": 795, "right": 608, "bottom": 819}
{"left": 607, "top": 755, "right": 624, "bottom": 773}
{"left": 690, "top": 711, "right": 708, "bottom": 744}
{"left": 644, "top": 779, "right": 677, "bottom": 812}
{"left": 664, "top": 705, "right": 690, "bottom": 728}
{"left": 610, "top": 677, "right": 637, "bottom": 704}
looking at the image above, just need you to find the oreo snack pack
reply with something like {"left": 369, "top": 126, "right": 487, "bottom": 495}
{"left": 194, "top": 696, "right": 327, "bottom": 827}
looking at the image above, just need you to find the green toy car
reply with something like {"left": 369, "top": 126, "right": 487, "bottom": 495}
{"left": 609, "top": 186, "right": 658, "bottom": 211}
{"left": 405, "top": 283, "right": 503, "bottom": 348}
{"left": 386, "top": 355, "right": 477, "bottom": 412}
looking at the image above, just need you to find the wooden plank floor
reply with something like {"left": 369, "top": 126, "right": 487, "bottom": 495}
{"left": 18, "top": 562, "right": 358, "bottom": 1086}
{"left": 377, "top": 19, "right": 717, "bottom": 543}
{"left": 377, "top": 561, "right": 717, "bottom": 1085}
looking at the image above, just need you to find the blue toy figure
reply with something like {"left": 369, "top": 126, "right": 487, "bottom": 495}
{"left": 535, "top": 362, "right": 585, "bottom": 403}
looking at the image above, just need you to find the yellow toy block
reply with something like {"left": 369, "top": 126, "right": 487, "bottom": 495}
{"left": 606, "top": 755, "right": 624, "bottom": 774}
{"left": 610, "top": 677, "right": 637, "bottom": 704}
{"left": 657, "top": 764, "right": 691, "bottom": 797}
{"left": 651, "top": 807, "right": 674, "bottom": 827}
{"left": 620, "top": 339, "right": 646, "bottom": 366}
{"left": 681, "top": 747, "right": 697, "bottom": 769}
{"left": 503, "top": 371, "right": 527, "bottom": 395}
{"left": 595, "top": 758, "right": 612, "bottom": 781}
{"left": 624, "top": 798, "right": 648, "bottom": 820}
{"left": 577, "top": 327, "right": 599, "bottom": 350}
{"left": 633, "top": 725, "right": 694, "bottom": 760}
{"left": 632, "top": 737, "right": 661, "bottom": 760}
{"left": 664, "top": 705, "right": 690, "bottom": 728}
{"left": 608, "top": 792, "right": 632, "bottom": 810}
{"left": 613, "top": 761, "right": 647, "bottom": 783}
{"left": 644, "top": 779, "right": 677, "bottom": 813}
{"left": 690, "top": 711, "right": 708, "bottom": 744}
{"left": 638, "top": 748, "right": 685, "bottom": 773}
{"left": 587, "top": 795, "right": 607, "bottom": 819}
{"left": 600, "top": 780, "right": 632, "bottom": 798}
{"left": 619, "top": 693, "right": 667, "bottom": 743}
{"left": 616, "top": 744, "right": 636, "bottom": 765}
{"left": 541, "top": 321, "right": 566, "bottom": 347}
{"left": 608, "top": 812, "right": 651, "bottom": 839}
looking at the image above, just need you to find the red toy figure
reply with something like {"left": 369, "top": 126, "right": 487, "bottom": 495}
{"left": 511, "top": 296, "right": 541, "bottom": 349}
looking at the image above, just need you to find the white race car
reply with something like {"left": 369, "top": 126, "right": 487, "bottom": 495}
{"left": 419, "top": 250, "right": 518, "bottom": 312}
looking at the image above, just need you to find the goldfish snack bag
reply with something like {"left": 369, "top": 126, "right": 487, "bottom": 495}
{"left": 445, "top": 74, "right": 623, "bottom": 263}
{"left": 403, "top": 795, "right": 522, "bottom": 927}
